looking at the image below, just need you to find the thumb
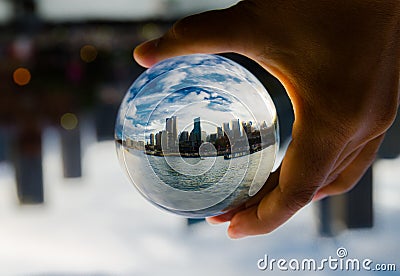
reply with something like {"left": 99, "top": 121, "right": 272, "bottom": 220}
{"left": 134, "top": 2, "right": 254, "bottom": 67}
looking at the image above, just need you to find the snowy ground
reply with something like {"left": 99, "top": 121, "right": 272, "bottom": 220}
{"left": 0, "top": 127, "right": 399, "bottom": 276}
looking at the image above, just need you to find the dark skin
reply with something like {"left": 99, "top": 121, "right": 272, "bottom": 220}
{"left": 134, "top": 0, "right": 400, "bottom": 238}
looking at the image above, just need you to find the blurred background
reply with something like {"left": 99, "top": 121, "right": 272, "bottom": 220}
{"left": 0, "top": 0, "right": 399, "bottom": 275}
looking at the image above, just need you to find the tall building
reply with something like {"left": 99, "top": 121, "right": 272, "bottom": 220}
{"left": 242, "top": 121, "right": 253, "bottom": 137}
{"left": 149, "top": 133, "right": 155, "bottom": 145}
{"left": 190, "top": 117, "right": 202, "bottom": 145}
{"left": 179, "top": 131, "right": 189, "bottom": 143}
{"left": 201, "top": 131, "right": 207, "bottom": 142}
{"left": 166, "top": 116, "right": 178, "bottom": 139}
{"left": 166, "top": 116, "right": 178, "bottom": 152}
{"left": 155, "top": 131, "right": 162, "bottom": 149}
{"left": 231, "top": 119, "right": 241, "bottom": 139}
{"left": 209, "top": 133, "right": 217, "bottom": 143}
{"left": 222, "top": 122, "right": 230, "bottom": 137}
{"left": 161, "top": 130, "right": 168, "bottom": 151}
{"left": 217, "top": 126, "right": 223, "bottom": 138}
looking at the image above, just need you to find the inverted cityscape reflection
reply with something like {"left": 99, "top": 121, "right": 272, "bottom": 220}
{"left": 115, "top": 54, "right": 279, "bottom": 217}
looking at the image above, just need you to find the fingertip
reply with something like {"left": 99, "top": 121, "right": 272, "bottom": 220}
{"left": 227, "top": 224, "right": 246, "bottom": 239}
{"left": 312, "top": 192, "right": 327, "bottom": 202}
{"left": 205, "top": 217, "right": 224, "bottom": 225}
{"left": 206, "top": 210, "right": 237, "bottom": 225}
{"left": 225, "top": 207, "right": 258, "bottom": 239}
{"left": 133, "top": 38, "right": 160, "bottom": 68}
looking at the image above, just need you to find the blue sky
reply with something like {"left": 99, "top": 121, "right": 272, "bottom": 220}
{"left": 115, "top": 54, "right": 277, "bottom": 142}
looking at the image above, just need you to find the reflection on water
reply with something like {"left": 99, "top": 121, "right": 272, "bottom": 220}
{"left": 149, "top": 155, "right": 228, "bottom": 191}
{"left": 117, "top": 141, "right": 276, "bottom": 217}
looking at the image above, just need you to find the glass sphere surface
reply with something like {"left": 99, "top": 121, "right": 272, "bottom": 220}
{"left": 115, "top": 54, "right": 279, "bottom": 217}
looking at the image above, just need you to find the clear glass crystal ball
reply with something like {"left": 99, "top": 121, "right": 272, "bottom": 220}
{"left": 115, "top": 54, "right": 279, "bottom": 217}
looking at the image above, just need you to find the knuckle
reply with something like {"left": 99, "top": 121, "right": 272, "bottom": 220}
{"left": 280, "top": 185, "right": 318, "bottom": 214}
{"left": 352, "top": 106, "right": 399, "bottom": 143}
{"left": 169, "top": 18, "right": 188, "bottom": 40}
{"left": 315, "top": 102, "right": 399, "bottom": 144}
{"left": 371, "top": 106, "right": 398, "bottom": 134}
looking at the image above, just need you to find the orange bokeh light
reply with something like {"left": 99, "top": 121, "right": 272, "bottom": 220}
{"left": 13, "top": 67, "right": 31, "bottom": 86}
{"left": 80, "top": 45, "right": 98, "bottom": 63}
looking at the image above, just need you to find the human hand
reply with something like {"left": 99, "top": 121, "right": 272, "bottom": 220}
{"left": 134, "top": 0, "right": 400, "bottom": 238}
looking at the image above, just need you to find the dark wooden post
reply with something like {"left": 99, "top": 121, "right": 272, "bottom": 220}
{"left": 60, "top": 126, "right": 82, "bottom": 178}
{"left": 13, "top": 124, "right": 44, "bottom": 204}
{"left": 318, "top": 162, "right": 374, "bottom": 236}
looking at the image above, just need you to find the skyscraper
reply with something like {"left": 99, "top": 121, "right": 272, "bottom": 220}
{"left": 217, "top": 127, "right": 223, "bottom": 138}
{"left": 166, "top": 116, "right": 178, "bottom": 139}
{"left": 242, "top": 121, "right": 253, "bottom": 137}
{"left": 209, "top": 133, "right": 217, "bottom": 143}
{"left": 231, "top": 119, "right": 241, "bottom": 139}
{"left": 222, "top": 122, "right": 231, "bottom": 137}
{"left": 190, "top": 117, "right": 202, "bottom": 145}
{"left": 166, "top": 116, "right": 178, "bottom": 151}
{"left": 201, "top": 131, "right": 207, "bottom": 142}
{"left": 179, "top": 131, "right": 189, "bottom": 143}
{"left": 161, "top": 130, "right": 168, "bottom": 151}
{"left": 149, "top": 133, "right": 155, "bottom": 145}
{"left": 155, "top": 131, "right": 162, "bottom": 150}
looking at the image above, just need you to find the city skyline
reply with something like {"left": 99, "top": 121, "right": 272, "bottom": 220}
{"left": 119, "top": 114, "right": 276, "bottom": 158}
{"left": 144, "top": 115, "right": 263, "bottom": 145}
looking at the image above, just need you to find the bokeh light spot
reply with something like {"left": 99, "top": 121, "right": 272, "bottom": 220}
{"left": 60, "top": 113, "right": 78, "bottom": 130}
{"left": 13, "top": 67, "right": 31, "bottom": 86}
{"left": 141, "top": 23, "right": 162, "bottom": 40}
{"left": 80, "top": 45, "right": 98, "bottom": 63}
